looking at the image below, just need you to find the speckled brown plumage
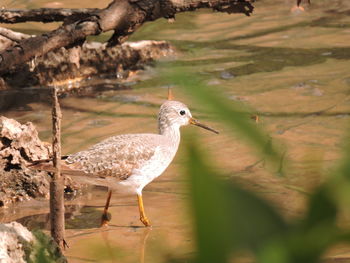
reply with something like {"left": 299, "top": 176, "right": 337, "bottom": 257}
{"left": 65, "top": 133, "right": 173, "bottom": 181}
{"left": 31, "top": 100, "right": 218, "bottom": 194}
{"left": 30, "top": 99, "right": 218, "bottom": 227}
{"left": 62, "top": 100, "right": 192, "bottom": 193}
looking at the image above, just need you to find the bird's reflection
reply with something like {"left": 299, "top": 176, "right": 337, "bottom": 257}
{"left": 139, "top": 227, "right": 152, "bottom": 263}
{"left": 100, "top": 226, "right": 152, "bottom": 263}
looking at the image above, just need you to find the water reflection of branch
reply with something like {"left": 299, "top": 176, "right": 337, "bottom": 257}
{"left": 100, "top": 228, "right": 118, "bottom": 263}
{"left": 98, "top": 227, "right": 152, "bottom": 263}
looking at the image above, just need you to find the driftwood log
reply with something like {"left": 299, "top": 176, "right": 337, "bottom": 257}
{"left": 0, "top": 0, "right": 255, "bottom": 83}
{"left": 0, "top": 40, "right": 174, "bottom": 90}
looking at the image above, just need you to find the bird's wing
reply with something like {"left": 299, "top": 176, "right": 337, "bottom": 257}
{"left": 65, "top": 134, "right": 161, "bottom": 180}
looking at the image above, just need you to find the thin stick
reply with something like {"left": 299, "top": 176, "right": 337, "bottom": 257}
{"left": 50, "top": 86, "right": 65, "bottom": 250}
{"left": 101, "top": 190, "right": 112, "bottom": 226}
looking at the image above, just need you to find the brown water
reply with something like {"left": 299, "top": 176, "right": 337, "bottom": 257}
{"left": 1, "top": 0, "right": 350, "bottom": 262}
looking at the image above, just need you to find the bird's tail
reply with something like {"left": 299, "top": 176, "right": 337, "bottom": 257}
{"left": 29, "top": 157, "right": 117, "bottom": 188}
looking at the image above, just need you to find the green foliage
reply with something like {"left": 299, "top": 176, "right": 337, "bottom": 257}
{"left": 160, "top": 67, "right": 350, "bottom": 263}
{"left": 187, "top": 141, "right": 288, "bottom": 263}
{"left": 186, "top": 139, "right": 348, "bottom": 263}
{"left": 28, "top": 230, "right": 67, "bottom": 263}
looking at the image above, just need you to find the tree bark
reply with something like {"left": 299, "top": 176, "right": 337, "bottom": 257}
{"left": 50, "top": 87, "right": 65, "bottom": 251}
{"left": 0, "top": 40, "right": 174, "bottom": 90}
{"left": 0, "top": 0, "right": 254, "bottom": 74}
{"left": 0, "top": 8, "right": 99, "bottom": 24}
{"left": 0, "top": 28, "right": 33, "bottom": 52}
{"left": 0, "top": 27, "right": 32, "bottom": 42}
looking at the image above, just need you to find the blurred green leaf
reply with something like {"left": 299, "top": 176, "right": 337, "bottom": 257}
{"left": 338, "top": 137, "right": 350, "bottom": 181}
{"left": 160, "top": 63, "right": 350, "bottom": 263}
{"left": 257, "top": 240, "right": 290, "bottom": 263}
{"left": 185, "top": 133, "right": 346, "bottom": 263}
{"left": 258, "top": 224, "right": 338, "bottom": 263}
{"left": 329, "top": 139, "right": 350, "bottom": 205}
{"left": 302, "top": 186, "right": 337, "bottom": 229}
{"left": 186, "top": 135, "right": 287, "bottom": 263}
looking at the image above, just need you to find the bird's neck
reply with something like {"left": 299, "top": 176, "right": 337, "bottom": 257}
{"left": 159, "top": 123, "right": 181, "bottom": 148}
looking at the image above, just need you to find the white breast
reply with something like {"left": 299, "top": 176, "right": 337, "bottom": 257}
{"left": 119, "top": 145, "right": 177, "bottom": 194}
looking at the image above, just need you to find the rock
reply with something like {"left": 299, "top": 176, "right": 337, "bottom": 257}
{"left": 0, "top": 116, "right": 79, "bottom": 207}
{"left": 0, "top": 117, "right": 52, "bottom": 167}
{"left": 0, "top": 221, "right": 66, "bottom": 263}
{"left": 220, "top": 71, "right": 235, "bottom": 80}
{"left": 0, "top": 222, "right": 34, "bottom": 263}
{"left": 0, "top": 117, "right": 52, "bottom": 207}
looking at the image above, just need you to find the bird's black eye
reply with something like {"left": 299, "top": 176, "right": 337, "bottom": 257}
{"left": 179, "top": 110, "right": 186, "bottom": 116}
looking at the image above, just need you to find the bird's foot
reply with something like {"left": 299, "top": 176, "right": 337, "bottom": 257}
{"left": 140, "top": 216, "right": 151, "bottom": 227}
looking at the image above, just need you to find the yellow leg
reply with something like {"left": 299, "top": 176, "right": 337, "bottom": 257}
{"left": 137, "top": 194, "right": 151, "bottom": 227}
{"left": 100, "top": 190, "right": 112, "bottom": 227}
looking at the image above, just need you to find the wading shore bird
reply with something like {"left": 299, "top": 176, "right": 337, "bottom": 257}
{"left": 31, "top": 90, "right": 218, "bottom": 227}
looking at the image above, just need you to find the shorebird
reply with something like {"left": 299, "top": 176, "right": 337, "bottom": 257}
{"left": 31, "top": 90, "right": 218, "bottom": 227}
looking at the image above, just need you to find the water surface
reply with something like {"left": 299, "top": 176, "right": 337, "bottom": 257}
{"left": 1, "top": 0, "right": 350, "bottom": 262}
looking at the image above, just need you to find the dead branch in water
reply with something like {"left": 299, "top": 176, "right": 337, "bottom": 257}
{"left": 50, "top": 87, "right": 65, "bottom": 251}
{"left": 0, "top": 8, "right": 99, "bottom": 24}
{"left": 0, "top": 40, "right": 173, "bottom": 91}
{"left": 0, "top": 0, "right": 254, "bottom": 74}
{"left": 0, "top": 27, "right": 33, "bottom": 52}
{"left": 0, "top": 27, "right": 32, "bottom": 42}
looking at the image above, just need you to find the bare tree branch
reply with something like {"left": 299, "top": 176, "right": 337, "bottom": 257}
{"left": 0, "top": 27, "right": 33, "bottom": 42}
{"left": 0, "top": 0, "right": 254, "bottom": 74}
{"left": 0, "top": 8, "right": 99, "bottom": 24}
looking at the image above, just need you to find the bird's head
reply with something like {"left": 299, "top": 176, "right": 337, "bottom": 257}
{"left": 158, "top": 100, "right": 219, "bottom": 134}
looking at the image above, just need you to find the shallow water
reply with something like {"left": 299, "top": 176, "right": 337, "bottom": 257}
{"left": 1, "top": 0, "right": 350, "bottom": 262}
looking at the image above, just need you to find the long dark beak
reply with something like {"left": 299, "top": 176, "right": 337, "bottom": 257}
{"left": 189, "top": 118, "right": 219, "bottom": 134}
